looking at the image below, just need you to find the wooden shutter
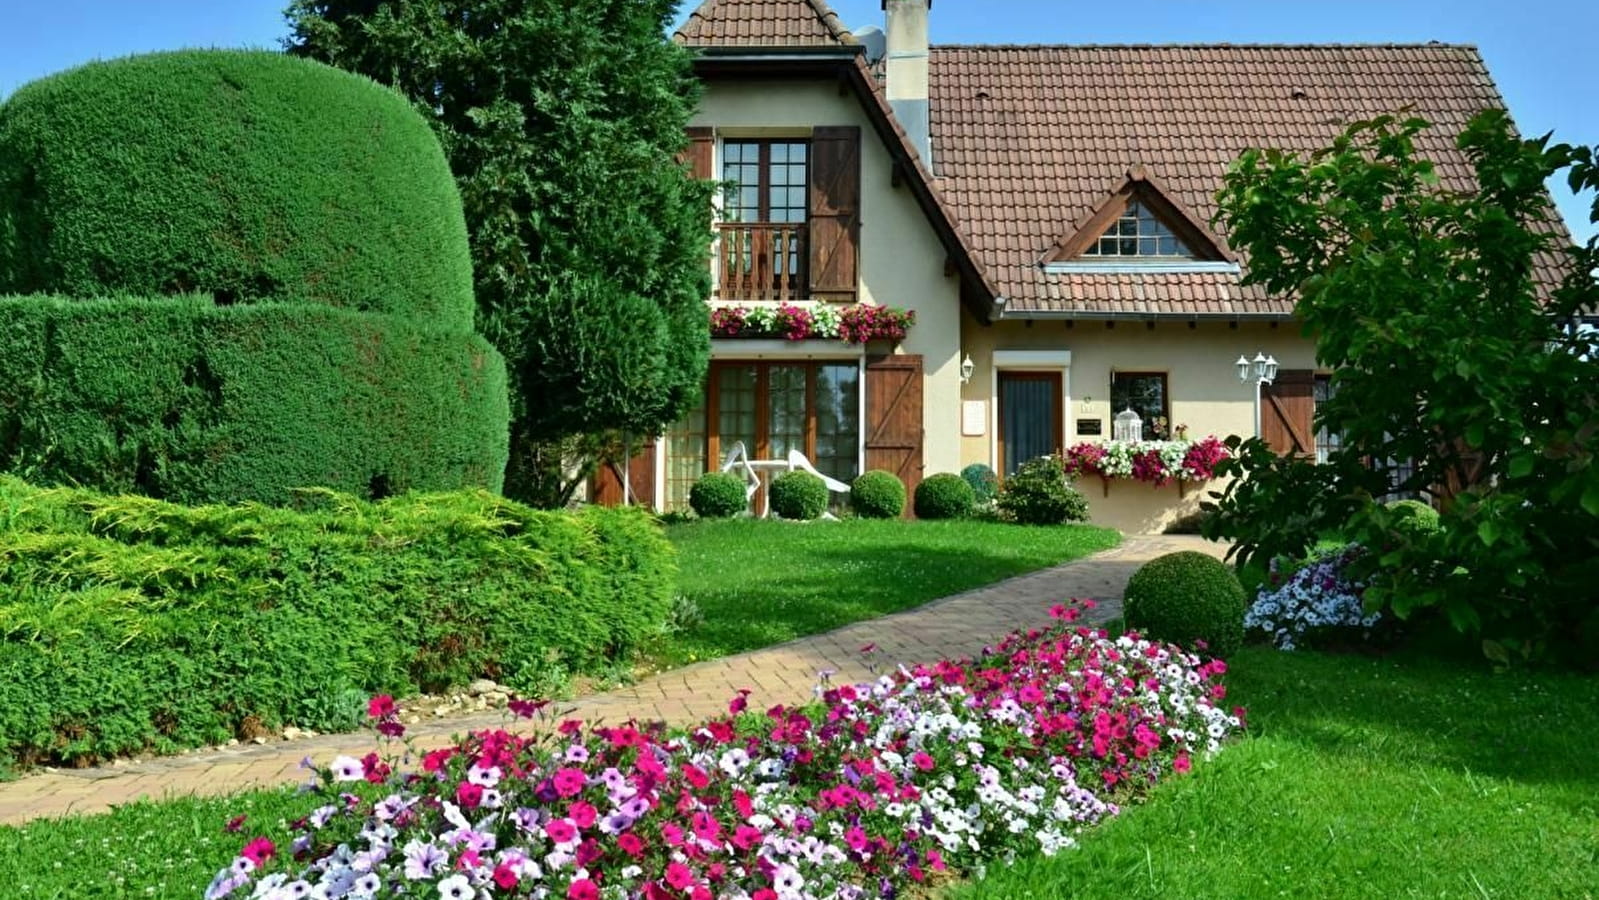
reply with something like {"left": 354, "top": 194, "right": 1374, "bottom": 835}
{"left": 1261, "top": 370, "right": 1315, "bottom": 458}
{"left": 592, "top": 440, "right": 657, "bottom": 510}
{"left": 808, "top": 126, "right": 861, "bottom": 301}
{"left": 685, "top": 127, "right": 714, "bottom": 179}
{"left": 865, "top": 355, "right": 924, "bottom": 515}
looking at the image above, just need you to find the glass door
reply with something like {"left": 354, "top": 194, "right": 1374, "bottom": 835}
{"left": 999, "top": 372, "right": 1063, "bottom": 476}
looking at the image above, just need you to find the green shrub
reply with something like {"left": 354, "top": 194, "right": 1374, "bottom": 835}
{"left": 770, "top": 471, "right": 829, "bottom": 520}
{"left": 850, "top": 470, "right": 906, "bottom": 519}
{"left": 914, "top": 473, "right": 975, "bottom": 520}
{"left": 689, "top": 472, "right": 747, "bottom": 519}
{"left": 0, "top": 477, "right": 675, "bottom": 768}
{"left": 1386, "top": 499, "right": 1441, "bottom": 543}
{"left": 0, "top": 296, "right": 508, "bottom": 504}
{"left": 1124, "top": 551, "right": 1248, "bottom": 657}
{"left": 961, "top": 463, "right": 1000, "bottom": 506}
{"left": 0, "top": 50, "right": 473, "bottom": 330}
{"left": 997, "top": 455, "right": 1089, "bottom": 525}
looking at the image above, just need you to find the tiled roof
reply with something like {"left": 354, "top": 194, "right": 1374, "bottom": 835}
{"left": 927, "top": 44, "right": 1564, "bottom": 316}
{"left": 675, "top": 0, "right": 857, "bottom": 49}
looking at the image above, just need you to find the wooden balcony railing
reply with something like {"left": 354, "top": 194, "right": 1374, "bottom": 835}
{"left": 716, "top": 222, "right": 807, "bottom": 303}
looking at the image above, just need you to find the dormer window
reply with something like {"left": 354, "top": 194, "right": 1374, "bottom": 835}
{"left": 1080, "top": 201, "right": 1198, "bottom": 259}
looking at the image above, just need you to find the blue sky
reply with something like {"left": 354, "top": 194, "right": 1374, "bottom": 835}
{"left": 2, "top": 0, "right": 1594, "bottom": 240}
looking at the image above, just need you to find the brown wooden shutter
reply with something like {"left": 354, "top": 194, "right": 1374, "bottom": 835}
{"left": 865, "top": 355, "right": 924, "bottom": 515}
{"left": 809, "top": 126, "right": 861, "bottom": 301}
{"left": 592, "top": 441, "right": 657, "bottom": 510}
{"left": 685, "top": 127, "right": 714, "bottom": 180}
{"left": 1261, "top": 370, "right": 1316, "bottom": 458}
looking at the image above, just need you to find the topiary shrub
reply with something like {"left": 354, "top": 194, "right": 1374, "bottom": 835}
{"left": 1124, "top": 551, "right": 1248, "bottom": 657}
{"left": 914, "top": 473, "right": 975, "bottom": 520}
{"left": 1386, "top": 499, "right": 1441, "bottom": 543}
{"left": 0, "top": 50, "right": 473, "bottom": 329}
{"left": 997, "top": 455, "right": 1089, "bottom": 525}
{"left": 961, "top": 463, "right": 999, "bottom": 506}
{"left": 770, "top": 471, "right": 829, "bottom": 520}
{"left": 0, "top": 476, "right": 676, "bottom": 768}
{"left": 851, "top": 470, "right": 906, "bottom": 519}
{"left": 0, "top": 295, "right": 508, "bottom": 504}
{"left": 689, "top": 472, "right": 747, "bottom": 519}
{"left": 0, "top": 50, "right": 507, "bottom": 504}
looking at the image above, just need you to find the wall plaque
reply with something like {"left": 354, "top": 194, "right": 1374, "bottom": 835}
{"left": 1076, "top": 418, "right": 1103, "bottom": 436}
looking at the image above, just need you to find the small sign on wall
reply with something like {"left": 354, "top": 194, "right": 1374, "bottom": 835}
{"left": 962, "top": 400, "right": 987, "bottom": 436}
{"left": 1076, "top": 418, "right": 1103, "bottom": 436}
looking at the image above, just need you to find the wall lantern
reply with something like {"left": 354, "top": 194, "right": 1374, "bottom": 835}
{"left": 959, "top": 353, "right": 975, "bottom": 385}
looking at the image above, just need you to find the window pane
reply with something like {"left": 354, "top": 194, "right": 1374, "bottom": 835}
{"left": 814, "top": 363, "right": 860, "bottom": 484}
{"left": 769, "top": 366, "right": 807, "bottom": 459}
{"left": 666, "top": 402, "right": 707, "bottom": 512}
{"left": 771, "top": 143, "right": 788, "bottom": 164}
{"left": 717, "top": 365, "right": 758, "bottom": 459}
{"left": 1110, "top": 373, "right": 1168, "bottom": 440}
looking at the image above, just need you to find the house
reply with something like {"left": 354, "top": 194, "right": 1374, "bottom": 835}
{"left": 596, "top": 0, "right": 1550, "bottom": 532}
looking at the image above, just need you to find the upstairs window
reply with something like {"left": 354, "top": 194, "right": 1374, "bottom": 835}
{"left": 722, "top": 140, "right": 808, "bottom": 225}
{"left": 1081, "top": 201, "right": 1199, "bottom": 259}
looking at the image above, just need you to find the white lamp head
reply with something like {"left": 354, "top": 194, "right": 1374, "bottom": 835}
{"left": 1252, "top": 351, "right": 1269, "bottom": 380}
{"left": 1235, "top": 355, "right": 1250, "bottom": 382}
{"left": 1264, "top": 355, "right": 1279, "bottom": 383}
{"left": 959, "top": 353, "right": 975, "bottom": 385}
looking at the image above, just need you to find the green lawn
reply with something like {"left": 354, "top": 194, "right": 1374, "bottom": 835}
{"left": 0, "top": 785, "right": 309, "bottom": 898}
{"left": 654, "top": 518, "right": 1122, "bottom": 667}
{"left": 950, "top": 646, "right": 1599, "bottom": 899}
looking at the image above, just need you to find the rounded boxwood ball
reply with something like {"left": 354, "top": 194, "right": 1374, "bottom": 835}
{"left": 914, "top": 473, "right": 975, "bottom": 520}
{"left": 0, "top": 50, "right": 474, "bottom": 331}
{"left": 1386, "top": 499, "right": 1441, "bottom": 543}
{"left": 770, "top": 471, "right": 829, "bottom": 520}
{"left": 960, "top": 463, "right": 999, "bottom": 505}
{"left": 1123, "top": 551, "right": 1247, "bottom": 657}
{"left": 851, "top": 470, "right": 906, "bottom": 519}
{"left": 689, "top": 472, "right": 747, "bottom": 519}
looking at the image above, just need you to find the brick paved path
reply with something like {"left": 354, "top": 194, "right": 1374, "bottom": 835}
{"left": 0, "top": 535, "right": 1225, "bottom": 826}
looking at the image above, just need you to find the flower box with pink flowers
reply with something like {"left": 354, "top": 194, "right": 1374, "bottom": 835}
{"left": 1062, "top": 435, "right": 1230, "bottom": 497}
{"left": 710, "top": 303, "right": 915, "bottom": 346}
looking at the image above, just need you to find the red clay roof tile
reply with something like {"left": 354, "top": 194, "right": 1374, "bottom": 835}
{"left": 675, "top": 0, "right": 857, "bottom": 49}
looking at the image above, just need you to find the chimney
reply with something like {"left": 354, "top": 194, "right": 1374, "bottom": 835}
{"left": 883, "top": 0, "right": 932, "bottom": 171}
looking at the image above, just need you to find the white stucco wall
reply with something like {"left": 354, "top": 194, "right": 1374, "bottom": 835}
{"left": 958, "top": 313, "right": 1322, "bottom": 532}
{"left": 690, "top": 79, "right": 965, "bottom": 476}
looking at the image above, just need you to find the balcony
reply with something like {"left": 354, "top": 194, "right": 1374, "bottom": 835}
{"left": 716, "top": 221, "right": 807, "bottom": 303}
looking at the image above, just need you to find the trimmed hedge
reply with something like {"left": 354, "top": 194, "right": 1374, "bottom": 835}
{"left": 997, "top": 456, "right": 1089, "bottom": 525}
{"left": 850, "top": 470, "right": 906, "bottom": 519}
{"left": 0, "top": 477, "right": 676, "bottom": 768}
{"left": 914, "top": 473, "right": 975, "bottom": 520}
{"left": 770, "top": 471, "right": 829, "bottom": 520}
{"left": 0, "top": 50, "right": 474, "bottom": 330}
{"left": 1386, "top": 499, "right": 1442, "bottom": 543}
{"left": 689, "top": 472, "right": 747, "bottom": 519}
{"left": 1124, "top": 551, "right": 1248, "bottom": 658}
{"left": 0, "top": 295, "right": 508, "bottom": 505}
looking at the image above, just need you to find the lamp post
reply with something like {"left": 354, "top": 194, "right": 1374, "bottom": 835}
{"left": 1235, "top": 352, "right": 1279, "bottom": 439}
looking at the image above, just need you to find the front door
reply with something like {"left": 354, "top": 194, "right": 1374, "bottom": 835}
{"left": 999, "top": 372, "right": 1063, "bottom": 476}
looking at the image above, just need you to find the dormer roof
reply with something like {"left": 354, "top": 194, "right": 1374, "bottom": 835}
{"left": 674, "top": 0, "right": 858, "bottom": 49}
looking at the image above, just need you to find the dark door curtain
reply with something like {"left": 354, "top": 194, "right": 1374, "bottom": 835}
{"left": 1000, "top": 372, "right": 1061, "bottom": 476}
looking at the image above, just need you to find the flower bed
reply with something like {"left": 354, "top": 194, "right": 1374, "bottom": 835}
{"left": 710, "top": 303, "right": 915, "bottom": 344}
{"left": 207, "top": 602, "right": 1242, "bottom": 899}
{"left": 1062, "top": 436, "right": 1229, "bottom": 487}
{"left": 1246, "top": 544, "right": 1380, "bottom": 651}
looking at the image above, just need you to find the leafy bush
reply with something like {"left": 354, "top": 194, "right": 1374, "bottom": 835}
{"left": 1246, "top": 544, "right": 1380, "bottom": 650}
{"left": 997, "top": 455, "right": 1089, "bottom": 525}
{"left": 770, "top": 471, "right": 828, "bottom": 520}
{"left": 0, "top": 295, "right": 508, "bottom": 504}
{"left": 850, "top": 470, "right": 906, "bottom": 519}
{"left": 1386, "top": 499, "right": 1441, "bottom": 543}
{"left": 0, "top": 477, "right": 675, "bottom": 768}
{"left": 914, "top": 473, "right": 975, "bottom": 520}
{"left": 211, "top": 601, "right": 1240, "bottom": 899}
{"left": 0, "top": 50, "right": 473, "bottom": 329}
{"left": 689, "top": 472, "right": 747, "bottom": 519}
{"left": 1124, "top": 551, "right": 1248, "bottom": 657}
{"left": 961, "top": 463, "right": 1000, "bottom": 505}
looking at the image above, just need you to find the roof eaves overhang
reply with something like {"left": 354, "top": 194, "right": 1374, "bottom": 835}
{"left": 997, "top": 308, "right": 1297, "bottom": 323}
{"left": 691, "top": 53, "right": 1002, "bottom": 323}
